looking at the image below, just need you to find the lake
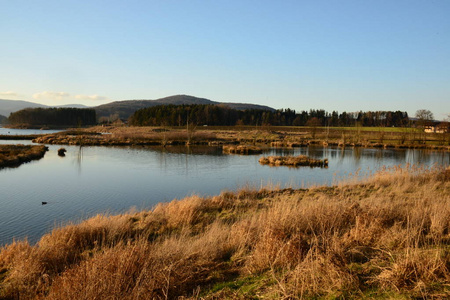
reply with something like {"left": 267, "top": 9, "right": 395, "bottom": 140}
{"left": 0, "top": 127, "right": 63, "bottom": 135}
{"left": 0, "top": 137, "right": 448, "bottom": 246}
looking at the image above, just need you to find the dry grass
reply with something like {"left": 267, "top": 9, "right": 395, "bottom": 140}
{"left": 222, "top": 145, "right": 263, "bottom": 155}
{"left": 33, "top": 127, "right": 218, "bottom": 146}
{"left": 259, "top": 155, "right": 328, "bottom": 167}
{"left": 1, "top": 166, "right": 449, "bottom": 299}
{"left": 0, "top": 144, "right": 48, "bottom": 168}
{"left": 29, "top": 125, "right": 450, "bottom": 150}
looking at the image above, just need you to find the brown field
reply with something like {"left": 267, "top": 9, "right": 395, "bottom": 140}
{"left": 0, "top": 145, "right": 48, "bottom": 168}
{"left": 1, "top": 165, "right": 449, "bottom": 299}
{"left": 29, "top": 125, "right": 450, "bottom": 151}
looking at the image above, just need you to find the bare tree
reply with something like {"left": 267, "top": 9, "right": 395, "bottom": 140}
{"left": 415, "top": 109, "right": 434, "bottom": 143}
{"left": 415, "top": 109, "right": 434, "bottom": 124}
{"left": 306, "top": 117, "right": 322, "bottom": 139}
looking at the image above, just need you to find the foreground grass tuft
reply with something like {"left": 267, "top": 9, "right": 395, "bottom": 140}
{"left": 1, "top": 166, "right": 449, "bottom": 299}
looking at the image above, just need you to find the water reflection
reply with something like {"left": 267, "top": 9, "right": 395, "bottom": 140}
{"left": 353, "top": 147, "right": 362, "bottom": 162}
{"left": 0, "top": 127, "right": 62, "bottom": 135}
{"left": 75, "top": 146, "right": 84, "bottom": 174}
{"left": 147, "top": 145, "right": 223, "bottom": 155}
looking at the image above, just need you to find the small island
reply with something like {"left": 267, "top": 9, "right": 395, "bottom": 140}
{"left": 0, "top": 144, "right": 48, "bottom": 168}
{"left": 259, "top": 155, "right": 328, "bottom": 167}
{"left": 222, "top": 145, "right": 263, "bottom": 155}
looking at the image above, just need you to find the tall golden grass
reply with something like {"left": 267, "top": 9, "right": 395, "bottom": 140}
{"left": 1, "top": 166, "right": 449, "bottom": 299}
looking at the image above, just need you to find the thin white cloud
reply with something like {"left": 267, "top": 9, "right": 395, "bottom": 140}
{"left": 439, "top": 112, "right": 450, "bottom": 121}
{"left": 75, "top": 94, "right": 108, "bottom": 101}
{"left": 33, "top": 91, "right": 70, "bottom": 101}
{"left": 0, "top": 91, "right": 21, "bottom": 98}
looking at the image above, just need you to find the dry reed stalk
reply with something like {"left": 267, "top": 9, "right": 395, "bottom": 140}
{"left": 44, "top": 222, "right": 234, "bottom": 300}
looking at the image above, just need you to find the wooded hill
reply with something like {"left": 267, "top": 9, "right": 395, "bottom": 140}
{"left": 8, "top": 107, "right": 97, "bottom": 127}
{"left": 0, "top": 95, "right": 273, "bottom": 122}
{"left": 95, "top": 95, "right": 275, "bottom": 121}
{"left": 129, "top": 104, "right": 409, "bottom": 127}
{"left": 0, "top": 95, "right": 411, "bottom": 128}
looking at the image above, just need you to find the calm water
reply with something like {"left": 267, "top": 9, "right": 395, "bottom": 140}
{"left": 0, "top": 126, "right": 62, "bottom": 135}
{"left": 0, "top": 137, "right": 449, "bottom": 246}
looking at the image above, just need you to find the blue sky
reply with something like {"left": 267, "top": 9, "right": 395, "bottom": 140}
{"left": 1, "top": 0, "right": 449, "bottom": 119}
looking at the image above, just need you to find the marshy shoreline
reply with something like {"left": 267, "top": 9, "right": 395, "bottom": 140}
{"left": 0, "top": 165, "right": 449, "bottom": 299}
{"left": 23, "top": 125, "right": 450, "bottom": 152}
{"left": 0, "top": 144, "right": 48, "bottom": 169}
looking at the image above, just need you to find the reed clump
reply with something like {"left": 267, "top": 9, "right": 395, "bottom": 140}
{"left": 0, "top": 144, "right": 48, "bottom": 168}
{"left": 259, "top": 155, "right": 328, "bottom": 167}
{"left": 222, "top": 145, "right": 263, "bottom": 155}
{"left": 0, "top": 166, "right": 449, "bottom": 299}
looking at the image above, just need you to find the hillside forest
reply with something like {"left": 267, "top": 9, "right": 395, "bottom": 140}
{"left": 129, "top": 104, "right": 409, "bottom": 127}
{"left": 7, "top": 108, "right": 97, "bottom": 127}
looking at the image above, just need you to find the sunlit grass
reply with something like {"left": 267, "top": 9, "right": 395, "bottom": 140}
{"left": 33, "top": 125, "right": 449, "bottom": 151}
{"left": 1, "top": 165, "right": 448, "bottom": 299}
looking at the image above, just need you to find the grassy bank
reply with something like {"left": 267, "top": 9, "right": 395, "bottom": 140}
{"left": 31, "top": 125, "right": 450, "bottom": 151}
{"left": 1, "top": 166, "right": 449, "bottom": 299}
{"left": 0, "top": 145, "right": 48, "bottom": 169}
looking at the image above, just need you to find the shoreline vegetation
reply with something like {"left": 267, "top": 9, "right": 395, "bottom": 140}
{"left": 0, "top": 145, "right": 48, "bottom": 169}
{"left": 222, "top": 145, "right": 263, "bottom": 155}
{"left": 0, "top": 166, "right": 449, "bottom": 299}
{"left": 259, "top": 155, "right": 328, "bottom": 167}
{"left": 0, "top": 135, "right": 42, "bottom": 140}
{"left": 14, "top": 125, "right": 450, "bottom": 151}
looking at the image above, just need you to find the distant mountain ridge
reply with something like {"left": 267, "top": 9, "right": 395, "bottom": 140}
{"left": 0, "top": 95, "right": 275, "bottom": 122}
{"left": 93, "top": 95, "right": 275, "bottom": 120}
{"left": 0, "top": 99, "right": 88, "bottom": 117}
{"left": 0, "top": 99, "right": 47, "bottom": 117}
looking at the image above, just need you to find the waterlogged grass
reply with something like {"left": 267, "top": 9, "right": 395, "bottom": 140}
{"left": 0, "top": 166, "right": 449, "bottom": 299}
{"left": 222, "top": 145, "right": 263, "bottom": 155}
{"left": 31, "top": 125, "right": 450, "bottom": 150}
{"left": 0, "top": 144, "right": 48, "bottom": 168}
{"left": 259, "top": 155, "right": 328, "bottom": 167}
